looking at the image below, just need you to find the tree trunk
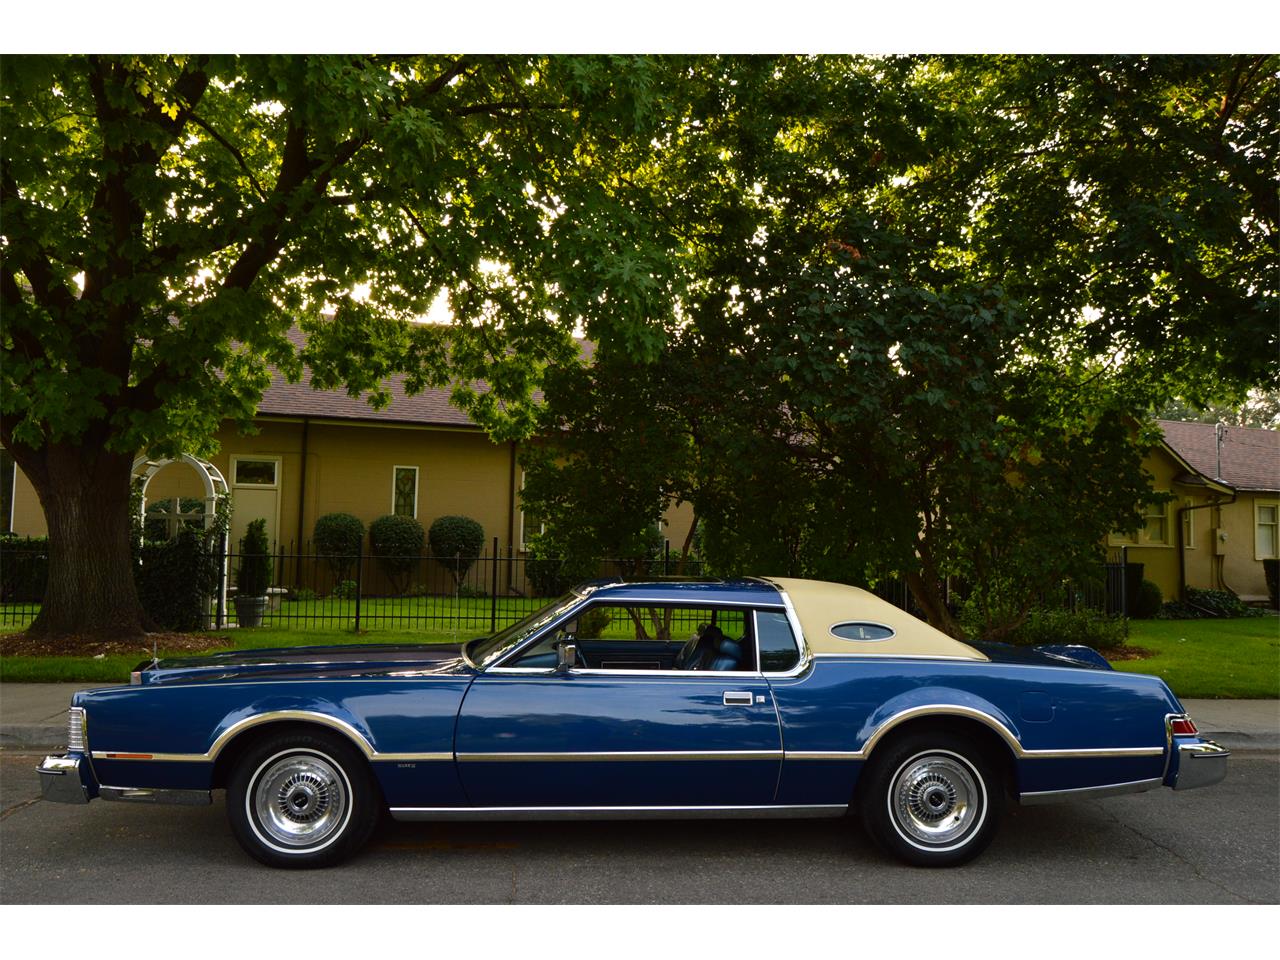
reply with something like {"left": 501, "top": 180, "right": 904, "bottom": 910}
{"left": 17, "top": 442, "right": 148, "bottom": 641}
{"left": 904, "top": 570, "right": 964, "bottom": 640}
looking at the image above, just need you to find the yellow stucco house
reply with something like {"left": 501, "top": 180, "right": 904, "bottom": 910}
{"left": 1108, "top": 420, "right": 1278, "bottom": 604}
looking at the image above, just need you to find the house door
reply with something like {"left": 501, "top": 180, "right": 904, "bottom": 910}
{"left": 229, "top": 456, "right": 282, "bottom": 551}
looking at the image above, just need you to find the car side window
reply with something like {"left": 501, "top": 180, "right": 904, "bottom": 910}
{"left": 755, "top": 610, "right": 800, "bottom": 672}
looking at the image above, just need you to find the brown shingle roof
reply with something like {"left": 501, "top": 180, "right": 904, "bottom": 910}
{"left": 1158, "top": 419, "right": 1280, "bottom": 492}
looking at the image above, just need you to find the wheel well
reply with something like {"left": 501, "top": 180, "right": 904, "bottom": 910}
{"left": 209, "top": 720, "right": 369, "bottom": 789}
{"left": 857, "top": 715, "right": 1021, "bottom": 800}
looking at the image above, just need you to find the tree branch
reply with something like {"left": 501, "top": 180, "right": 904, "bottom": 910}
{"left": 186, "top": 110, "right": 268, "bottom": 200}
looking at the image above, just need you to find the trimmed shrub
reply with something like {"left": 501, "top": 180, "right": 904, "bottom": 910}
{"left": 314, "top": 513, "right": 364, "bottom": 581}
{"left": 1159, "top": 587, "right": 1264, "bottom": 619}
{"left": 0, "top": 535, "right": 49, "bottom": 602}
{"left": 1265, "top": 558, "right": 1279, "bottom": 610}
{"left": 236, "top": 518, "right": 272, "bottom": 597}
{"left": 523, "top": 534, "right": 599, "bottom": 596}
{"left": 1133, "top": 579, "right": 1163, "bottom": 619}
{"left": 576, "top": 606, "right": 613, "bottom": 639}
{"left": 428, "top": 515, "right": 485, "bottom": 589}
{"left": 332, "top": 580, "right": 357, "bottom": 600}
{"left": 137, "top": 529, "right": 220, "bottom": 631}
{"left": 369, "top": 514, "right": 425, "bottom": 594}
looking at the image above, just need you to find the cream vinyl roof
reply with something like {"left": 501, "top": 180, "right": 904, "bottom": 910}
{"left": 764, "top": 577, "right": 987, "bottom": 661}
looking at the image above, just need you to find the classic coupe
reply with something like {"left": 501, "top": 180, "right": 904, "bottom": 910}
{"left": 38, "top": 577, "right": 1228, "bottom": 868}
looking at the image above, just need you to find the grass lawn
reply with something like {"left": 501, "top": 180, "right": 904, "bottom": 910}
{"left": 1114, "top": 617, "right": 1280, "bottom": 700}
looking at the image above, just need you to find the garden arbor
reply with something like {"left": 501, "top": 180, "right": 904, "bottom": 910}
{"left": 132, "top": 454, "right": 230, "bottom": 627}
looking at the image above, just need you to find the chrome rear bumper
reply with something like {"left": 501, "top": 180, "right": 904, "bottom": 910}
{"left": 1173, "top": 739, "right": 1230, "bottom": 791}
{"left": 37, "top": 755, "right": 89, "bottom": 804}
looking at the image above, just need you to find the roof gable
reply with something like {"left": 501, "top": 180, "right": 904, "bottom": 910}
{"left": 1157, "top": 419, "right": 1279, "bottom": 492}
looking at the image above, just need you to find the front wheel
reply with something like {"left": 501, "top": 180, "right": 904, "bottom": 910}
{"left": 227, "top": 729, "right": 380, "bottom": 868}
{"left": 858, "top": 732, "right": 1003, "bottom": 867}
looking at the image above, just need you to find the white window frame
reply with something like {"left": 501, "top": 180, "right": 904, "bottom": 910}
{"left": 518, "top": 469, "right": 545, "bottom": 552}
{"left": 230, "top": 455, "right": 280, "bottom": 489}
{"left": 1141, "top": 494, "right": 1171, "bottom": 547}
{"left": 1182, "top": 499, "right": 1195, "bottom": 549}
{"left": 1255, "top": 499, "right": 1280, "bottom": 561}
{"left": 392, "top": 465, "right": 419, "bottom": 519}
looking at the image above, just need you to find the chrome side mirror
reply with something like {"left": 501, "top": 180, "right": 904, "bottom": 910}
{"left": 555, "top": 638, "right": 578, "bottom": 673}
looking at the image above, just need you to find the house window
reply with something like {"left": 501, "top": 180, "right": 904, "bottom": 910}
{"left": 518, "top": 470, "right": 545, "bottom": 551}
{"left": 1257, "top": 502, "right": 1279, "bottom": 560}
{"left": 1182, "top": 500, "right": 1194, "bottom": 549}
{"left": 1143, "top": 497, "right": 1169, "bottom": 545}
{"left": 393, "top": 466, "right": 418, "bottom": 518}
{"left": 0, "top": 449, "right": 14, "bottom": 534}
{"left": 234, "top": 459, "right": 278, "bottom": 486}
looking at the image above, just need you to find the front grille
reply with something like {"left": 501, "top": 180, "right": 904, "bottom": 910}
{"left": 67, "top": 707, "right": 86, "bottom": 753}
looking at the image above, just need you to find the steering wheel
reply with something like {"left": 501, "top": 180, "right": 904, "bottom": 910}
{"left": 676, "top": 634, "right": 701, "bottom": 670}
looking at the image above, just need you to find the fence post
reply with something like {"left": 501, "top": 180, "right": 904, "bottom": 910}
{"left": 353, "top": 540, "right": 363, "bottom": 633}
{"left": 490, "top": 536, "right": 499, "bottom": 633}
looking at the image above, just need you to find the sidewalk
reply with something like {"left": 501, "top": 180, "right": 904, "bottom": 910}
{"left": 1, "top": 682, "right": 1276, "bottom": 752}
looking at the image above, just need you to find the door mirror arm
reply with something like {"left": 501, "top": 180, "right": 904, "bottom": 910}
{"left": 555, "top": 637, "right": 578, "bottom": 674}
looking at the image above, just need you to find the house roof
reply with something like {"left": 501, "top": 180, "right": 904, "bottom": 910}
{"left": 255, "top": 326, "right": 581, "bottom": 430}
{"left": 1158, "top": 419, "right": 1280, "bottom": 493}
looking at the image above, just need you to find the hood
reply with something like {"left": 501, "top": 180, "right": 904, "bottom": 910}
{"left": 133, "top": 642, "right": 476, "bottom": 686}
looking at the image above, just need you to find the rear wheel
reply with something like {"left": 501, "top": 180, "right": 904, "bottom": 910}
{"left": 226, "top": 729, "right": 380, "bottom": 868}
{"left": 859, "top": 731, "right": 1003, "bottom": 867}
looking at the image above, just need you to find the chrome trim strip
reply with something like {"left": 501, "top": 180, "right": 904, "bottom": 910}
{"left": 455, "top": 750, "right": 784, "bottom": 763}
{"left": 99, "top": 785, "right": 213, "bottom": 806}
{"left": 90, "top": 710, "right": 454, "bottom": 764}
{"left": 784, "top": 751, "right": 863, "bottom": 761}
{"left": 388, "top": 803, "right": 848, "bottom": 822}
{"left": 1019, "top": 777, "right": 1164, "bottom": 805}
{"left": 761, "top": 586, "right": 813, "bottom": 678}
{"left": 811, "top": 653, "right": 984, "bottom": 662}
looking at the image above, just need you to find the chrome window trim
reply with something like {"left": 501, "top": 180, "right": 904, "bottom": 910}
{"left": 810, "top": 652, "right": 980, "bottom": 662}
{"left": 1019, "top": 777, "right": 1164, "bottom": 805}
{"left": 388, "top": 803, "right": 848, "bottom": 822}
{"left": 455, "top": 749, "right": 783, "bottom": 763}
{"left": 828, "top": 620, "right": 897, "bottom": 642}
{"left": 759, "top": 588, "right": 812, "bottom": 678}
{"left": 489, "top": 595, "right": 780, "bottom": 673}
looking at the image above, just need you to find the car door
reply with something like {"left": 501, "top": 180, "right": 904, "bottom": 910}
{"left": 453, "top": 604, "right": 783, "bottom": 808}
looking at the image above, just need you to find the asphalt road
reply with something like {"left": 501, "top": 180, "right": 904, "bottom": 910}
{"left": 1, "top": 750, "right": 1276, "bottom": 905}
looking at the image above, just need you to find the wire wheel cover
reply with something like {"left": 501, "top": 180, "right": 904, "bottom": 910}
{"left": 253, "top": 754, "right": 348, "bottom": 847}
{"left": 890, "top": 753, "right": 981, "bottom": 846}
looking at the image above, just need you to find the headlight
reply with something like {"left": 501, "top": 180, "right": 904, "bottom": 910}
{"left": 66, "top": 707, "right": 87, "bottom": 753}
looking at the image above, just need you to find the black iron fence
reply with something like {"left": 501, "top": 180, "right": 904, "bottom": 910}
{"left": 0, "top": 536, "right": 1131, "bottom": 634}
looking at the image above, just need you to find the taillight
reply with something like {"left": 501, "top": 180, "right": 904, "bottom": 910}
{"left": 1170, "top": 715, "right": 1198, "bottom": 737}
{"left": 66, "top": 707, "right": 87, "bottom": 752}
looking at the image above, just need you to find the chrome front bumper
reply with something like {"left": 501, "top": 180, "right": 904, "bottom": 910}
{"left": 1173, "top": 739, "right": 1230, "bottom": 791}
{"left": 37, "top": 755, "right": 89, "bottom": 804}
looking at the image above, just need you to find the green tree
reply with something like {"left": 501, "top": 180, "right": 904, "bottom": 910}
{"left": 522, "top": 54, "right": 1276, "bottom": 638}
{"left": 1, "top": 54, "right": 688, "bottom": 640}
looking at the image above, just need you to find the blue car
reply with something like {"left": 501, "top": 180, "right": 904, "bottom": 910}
{"left": 38, "top": 577, "right": 1228, "bottom": 868}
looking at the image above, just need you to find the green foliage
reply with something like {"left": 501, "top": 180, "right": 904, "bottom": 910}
{"left": 576, "top": 606, "right": 613, "bottom": 639}
{"left": 369, "top": 514, "right": 424, "bottom": 594}
{"left": 136, "top": 529, "right": 220, "bottom": 631}
{"left": 1000, "top": 609, "right": 1129, "bottom": 652}
{"left": 331, "top": 580, "right": 357, "bottom": 601}
{"left": 428, "top": 515, "right": 485, "bottom": 587}
{"left": 313, "top": 513, "right": 365, "bottom": 581}
{"left": 523, "top": 533, "right": 600, "bottom": 596}
{"left": 288, "top": 587, "right": 318, "bottom": 602}
{"left": 0, "top": 535, "right": 49, "bottom": 602}
{"left": 1160, "top": 587, "right": 1265, "bottom": 620}
{"left": 1264, "top": 559, "right": 1279, "bottom": 609}
{"left": 1133, "top": 580, "right": 1165, "bottom": 619}
{"left": 236, "top": 519, "right": 272, "bottom": 597}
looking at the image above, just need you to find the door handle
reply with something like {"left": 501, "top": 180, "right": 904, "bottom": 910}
{"left": 723, "top": 691, "right": 754, "bottom": 706}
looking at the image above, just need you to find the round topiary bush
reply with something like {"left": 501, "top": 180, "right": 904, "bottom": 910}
{"left": 428, "top": 515, "right": 485, "bottom": 589}
{"left": 1133, "top": 578, "right": 1163, "bottom": 619}
{"left": 236, "top": 518, "right": 272, "bottom": 598}
{"left": 369, "top": 514, "right": 425, "bottom": 595}
{"left": 313, "top": 512, "right": 365, "bottom": 581}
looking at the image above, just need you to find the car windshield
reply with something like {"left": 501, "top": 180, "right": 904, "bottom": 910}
{"left": 463, "top": 589, "right": 591, "bottom": 669}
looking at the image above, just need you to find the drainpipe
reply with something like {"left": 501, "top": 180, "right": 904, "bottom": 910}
{"left": 1177, "top": 493, "right": 1235, "bottom": 601}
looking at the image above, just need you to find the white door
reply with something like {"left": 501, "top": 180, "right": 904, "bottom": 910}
{"left": 229, "top": 456, "right": 282, "bottom": 551}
